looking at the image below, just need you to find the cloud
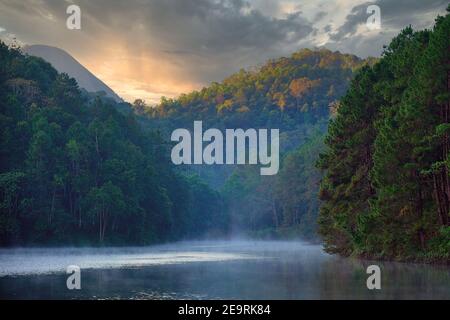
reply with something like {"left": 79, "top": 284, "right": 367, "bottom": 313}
{"left": 313, "top": 11, "right": 327, "bottom": 22}
{"left": 329, "top": 0, "right": 448, "bottom": 41}
{"left": 0, "top": 0, "right": 318, "bottom": 103}
{"left": 0, "top": 0, "right": 447, "bottom": 103}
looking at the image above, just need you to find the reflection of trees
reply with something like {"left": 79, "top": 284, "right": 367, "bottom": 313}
{"left": 317, "top": 257, "right": 450, "bottom": 299}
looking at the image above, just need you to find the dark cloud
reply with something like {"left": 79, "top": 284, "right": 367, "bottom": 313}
{"left": 0, "top": 0, "right": 316, "bottom": 84}
{"left": 329, "top": 3, "right": 368, "bottom": 41}
{"left": 0, "top": 0, "right": 447, "bottom": 101}
{"left": 330, "top": 0, "right": 448, "bottom": 41}
{"left": 313, "top": 11, "right": 327, "bottom": 22}
{"left": 59, "top": 0, "right": 314, "bottom": 55}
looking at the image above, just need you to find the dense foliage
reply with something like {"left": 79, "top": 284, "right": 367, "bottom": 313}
{"left": 143, "top": 49, "right": 371, "bottom": 240}
{"left": 222, "top": 129, "right": 324, "bottom": 240}
{"left": 146, "top": 48, "right": 371, "bottom": 131}
{"left": 318, "top": 8, "right": 450, "bottom": 261}
{"left": 0, "top": 43, "right": 227, "bottom": 246}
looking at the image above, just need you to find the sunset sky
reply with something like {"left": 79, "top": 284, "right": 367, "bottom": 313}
{"left": 0, "top": 0, "right": 447, "bottom": 104}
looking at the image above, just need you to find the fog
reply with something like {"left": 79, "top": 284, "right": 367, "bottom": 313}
{"left": 0, "top": 240, "right": 449, "bottom": 299}
{"left": 0, "top": 240, "right": 318, "bottom": 276}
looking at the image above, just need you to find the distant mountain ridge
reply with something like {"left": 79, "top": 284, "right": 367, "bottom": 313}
{"left": 148, "top": 48, "right": 374, "bottom": 131}
{"left": 23, "top": 45, "right": 122, "bottom": 102}
{"left": 141, "top": 48, "right": 375, "bottom": 239}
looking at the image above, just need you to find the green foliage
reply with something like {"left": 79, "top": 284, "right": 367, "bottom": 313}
{"left": 274, "top": 130, "right": 325, "bottom": 239}
{"left": 427, "top": 227, "right": 450, "bottom": 259}
{"left": 318, "top": 11, "right": 450, "bottom": 262}
{"left": 144, "top": 49, "right": 371, "bottom": 240}
{"left": 148, "top": 48, "right": 370, "bottom": 132}
{"left": 0, "top": 42, "right": 226, "bottom": 246}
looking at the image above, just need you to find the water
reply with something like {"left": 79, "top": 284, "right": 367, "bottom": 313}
{"left": 0, "top": 241, "right": 448, "bottom": 299}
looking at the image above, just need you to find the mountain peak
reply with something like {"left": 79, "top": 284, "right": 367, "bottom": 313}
{"left": 23, "top": 44, "right": 123, "bottom": 103}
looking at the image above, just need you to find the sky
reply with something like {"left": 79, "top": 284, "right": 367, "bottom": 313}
{"left": 0, "top": 0, "right": 448, "bottom": 104}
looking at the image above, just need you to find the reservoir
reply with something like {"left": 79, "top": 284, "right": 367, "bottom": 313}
{"left": 0, "top": 241, "right": 448, "bottom": 299}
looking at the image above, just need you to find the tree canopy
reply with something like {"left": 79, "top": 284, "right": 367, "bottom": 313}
{"left": 0, "top": 43, "right": 227, "bottom": 246}
{"left": 318, "top": 8, "right": 450, "bottom": 262}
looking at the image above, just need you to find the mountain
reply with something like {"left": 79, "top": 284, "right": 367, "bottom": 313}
{"left": 145, "top": 48, "right": 374, "bottom": 165}
{"left": 141, "top": 48, "right": 375, "bottom": 240}
{"left": 147, "top": 48, "right": 374, "bottom": 131}
{"left": 23, "top": 45, "right": 122, "bottom": 102}
{"left": 0, "top": 41, "right": 226, "bottom": 245}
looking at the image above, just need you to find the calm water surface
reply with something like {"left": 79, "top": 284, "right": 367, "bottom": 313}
{"left": 0, "top": 241, "right": 448, "bottom": 299}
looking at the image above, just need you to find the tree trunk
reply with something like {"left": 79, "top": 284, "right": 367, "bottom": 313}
{"left": 272, "top": 199, "right": 279, "bottom": 228}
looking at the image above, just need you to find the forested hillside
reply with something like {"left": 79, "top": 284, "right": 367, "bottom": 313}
{"left": 146, "top": 48, "right": 371, "bottom": 131}
{"left": 318, "top": 8, "right": 450, "bottom": 262}
{"left": 222, "top": 129, "right": 324, "bottom": 239}
{"left": 143, "top": 49, "right": 373, "bottom": 240}
{"left": 0, "top": 43, "right": 227, "bottom": 246}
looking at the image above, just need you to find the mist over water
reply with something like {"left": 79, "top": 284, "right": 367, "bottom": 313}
{"left": 0, "top": 241, "right": 449, "bottom": 299}
{"left": 0, "top": 243, "right": 260, "bottom": 277}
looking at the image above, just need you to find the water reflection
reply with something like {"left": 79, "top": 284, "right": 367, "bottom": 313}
{"left": 0, "top": 241, "right": 448, "bottom": 299}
